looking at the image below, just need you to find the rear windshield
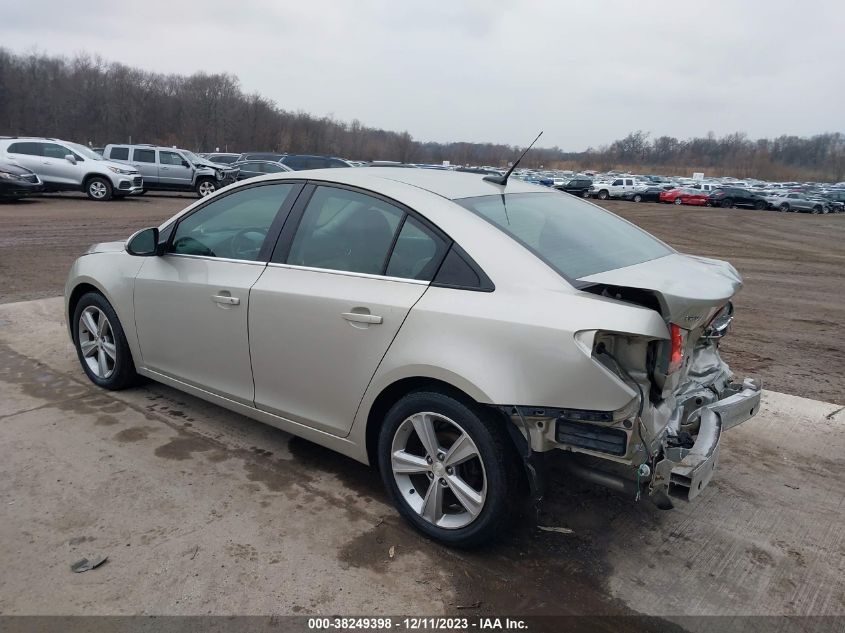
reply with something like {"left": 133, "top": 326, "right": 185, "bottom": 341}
{"left": 456, "top": 192, "right": 672, "bottom": 280}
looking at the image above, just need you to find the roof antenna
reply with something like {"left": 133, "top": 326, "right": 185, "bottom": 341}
{"left": 484, "top": 131, "right": 543, "bottom": 186}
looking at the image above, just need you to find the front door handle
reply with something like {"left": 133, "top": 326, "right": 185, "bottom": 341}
{"left": 341, "top": 312, "right": 382, "bottom": 325}
{"left": 212, "top": 294, "right": 240, "bottom": 306}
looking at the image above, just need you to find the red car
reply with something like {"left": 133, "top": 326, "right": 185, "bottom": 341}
{"left": 659, "top": 188, "right": 710, "bottom": 206}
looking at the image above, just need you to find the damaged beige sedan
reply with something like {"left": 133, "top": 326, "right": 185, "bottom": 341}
{"left": 65, "top": 167, "right": 761, "bottom": 547}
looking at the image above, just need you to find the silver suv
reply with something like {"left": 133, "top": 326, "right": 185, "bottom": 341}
{"left": 103, "top": 144, "right": 239, "bottom": 197}
{"left": 0, "top": 137, "right": 142, "bottom": 201}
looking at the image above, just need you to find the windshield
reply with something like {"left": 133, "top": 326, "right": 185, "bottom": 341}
{"left": 456, "top": 192, "right": 673, "bottom": 280}
{"left": 181, "top": 150, "right": 203, "bottom": 164}
{"left": 67, "top": 143, "right": 103, "bottom": 161}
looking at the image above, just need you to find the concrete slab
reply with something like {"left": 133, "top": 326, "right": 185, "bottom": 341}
{"left": 0, "top": 297, "right": 842, "bottom": 619}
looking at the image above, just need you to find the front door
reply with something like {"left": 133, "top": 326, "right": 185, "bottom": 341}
{"left": 250, "top": 185, "right": 447, "bottom": 435}
{"left": 158, "top": 150, "right": 194, "bottom": 189}
{"left": 133, "top": 182, "right": 301, "bottom": 404}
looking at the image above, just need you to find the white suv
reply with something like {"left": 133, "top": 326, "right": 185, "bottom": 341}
{"left": 0, "top": 137, "right": 142, "bottom": 201}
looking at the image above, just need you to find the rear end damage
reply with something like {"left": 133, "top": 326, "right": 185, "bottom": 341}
{"left": 504, "top": 264, "right": 762, "bottom": 509}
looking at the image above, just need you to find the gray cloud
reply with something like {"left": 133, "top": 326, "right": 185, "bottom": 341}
{"left": 2, "top": 0, "right": 842, "bottom": 149}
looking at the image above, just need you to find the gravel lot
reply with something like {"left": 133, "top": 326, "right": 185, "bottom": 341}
{"left": 1, "top": 192, "right": 843, "bottom": 404}
{"left": 0, "top": 191, "right": 844, "bottom": 622}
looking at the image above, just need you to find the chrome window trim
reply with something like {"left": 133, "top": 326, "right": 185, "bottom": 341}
{"left": 165, "top": 253, "right": 268, "bottom": 266}
{"left": 266, "top": 262, "right": 430, "bottom": 285}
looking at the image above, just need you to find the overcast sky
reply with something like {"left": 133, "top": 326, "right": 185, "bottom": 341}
{"left": 2, "top": 0, "right": 842, "bottom": 150}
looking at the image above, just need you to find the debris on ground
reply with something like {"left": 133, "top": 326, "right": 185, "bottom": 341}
{"left": 538, "top": 525, "right": 574, "bottom": 534}
{"left": 70, "top": 555, "right": 108, "bottom": 573}
{"left": 456, "top": 601, "right": 481, "bottom": 609}
{"left": 388, "top": 545, "right": 396, "bottom": 559}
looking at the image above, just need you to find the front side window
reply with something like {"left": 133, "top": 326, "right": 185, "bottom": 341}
{"left": 133, "top": 149, "right": 156, "bottom": 163}
{"left": 286, "top": 186, "right": 403, "bottom": 275}
{"left": 170, "top": 183, "right": 295, "bottom": 261}
{"left": 612, "top": 179, "right": 623, "bottom": 186}
{"left": 159, "top": 151, "right": 185, "bottom": 166}
{"left": 42, "top": 143, "right": 76, "bottom": 160}
{"left": 457, "top": 192, "right": 672, "bottom": 280}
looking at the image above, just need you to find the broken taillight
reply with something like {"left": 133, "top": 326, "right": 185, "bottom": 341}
{"left": 668, "top": 323, "right": 685, "bottom": 373}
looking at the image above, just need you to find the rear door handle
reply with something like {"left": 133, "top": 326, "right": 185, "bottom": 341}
{"left": 341, "top": 312, "right": 382, "bottom": 325}
{"left": 212, "top": 294, "right": 240, "bottom": 305}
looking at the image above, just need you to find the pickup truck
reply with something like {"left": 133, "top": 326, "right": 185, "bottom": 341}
{"left": 589, "top": 177, "right": 648, "bottom": 200}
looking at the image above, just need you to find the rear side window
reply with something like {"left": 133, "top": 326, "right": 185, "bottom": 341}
{"left": 385, "top": 216, "right": 446, "bottom": 281}
{"left": 109, "top": 147, "right": 130, "bottom": 161}
{"left": 286, "top": 186, "right": 403, "bottom": 275}
{"left": 7, "top": 142, "right": 42, "bottom": 156}
{"left": 133, "top": 149, "right": 156, "bottom": 163}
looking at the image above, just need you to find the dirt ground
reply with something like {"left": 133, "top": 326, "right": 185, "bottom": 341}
{"left": 1, "top": 297, "right": 843, "bottom": 623}
{"left": 1, "top": 192, "right": 842, "bottom": 404}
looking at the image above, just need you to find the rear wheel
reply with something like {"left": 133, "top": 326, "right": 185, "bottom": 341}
{"left": 72, "top": 292, "right": 138, "bottom": 390}
{"left": 812, "top": 205, "right": 822, "bottom": 214}
{"left": 86, "top": 177, "right": 113, "bottom": 201}
{"left": 581, "top": 190, "right": 590, "bottom": 198}
{"left": 779, "top": 203, "right": 789, "bottom": 213}
{"left": 674, "top": 197, "right": 683, "bottom": 205}
{"left": 754, "top": 200, "right": 766, "bottom": 210}
{"left": 721, "top": 198, "right": 734, "bottom": 209}
{"left": 633, "top": 194, "right": 643, "bottom": 203}
{"left": 378, "top": 390, "right": 522, "bottom": 548}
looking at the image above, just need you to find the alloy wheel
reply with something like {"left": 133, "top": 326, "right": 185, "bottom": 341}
{"left": 390, "top": 412, "right": 487, "bottom": 529}
{"left": 198, "top": 181, "right": 216, "bottom": 196}
{"left": 77, "top": 306, "right": 117, "bottom": 379}
{"left": 89, "top": 181, "right": 108, "bottom": 199}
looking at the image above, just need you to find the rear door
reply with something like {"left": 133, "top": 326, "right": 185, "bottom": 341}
{"left": 249, "top": 184, "right": 448, "bottom": 435}
{"left": 131, "top": 148, "right": 159, "bottom": 185}
{"left": 133, "top": 182, "right": 302, "bottom": 404}
{"left": 5, "top": 142, "right": 46, "bottom": 177}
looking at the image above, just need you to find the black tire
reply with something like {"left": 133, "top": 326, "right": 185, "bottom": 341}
{"left": 597, "top": 189, "right": 609, "bottom": 200}
{"left": 377, "top": 390, "right": 523, "bottom": 548}
{"left": 754, "top": 200, "right": 766, "bottom": 210}
{"left": 721, "top": 198, "right": 734, "bottom": 209}
{"left": 196, "top": 178, "right": 217, "bottom": 198}
{"left": 136, "top": 189, "right": 147, "bottom": 195}
{"left": 779, "top": 203, "right": 789, "bottom": 213}
{"left": 581, "top": 190, "right": 590, "bottom": 198}
{"left": 85, "top": 176, "right": 113, "bottom": 201}
{"left": 674, "top": 197, "right": 683, "bottom": 205}
{"left": 812, "top": 206, "right": 822, "bottom": 214}
{"left": 633, "top": 194, "right": 643, "bottom": 203}
{"left": 72, "top": 291, "right": 138, "bottom": 390}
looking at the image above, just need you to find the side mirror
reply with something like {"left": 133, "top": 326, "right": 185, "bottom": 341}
{"left": 182, "top": 160, "right": 190, "bottom": 168}
{"left": 126, "top": 227, "right": 161, "bottom": 256}
{"left": 65, "top": 154, "right": 77, "bottom": 165}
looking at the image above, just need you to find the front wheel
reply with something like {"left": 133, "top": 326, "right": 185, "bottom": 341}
{"left": 72, "top": 292, "right": 138, "bottom": 390}
{"left": 597, "top": 190, "right": 609, "bottom": 200}
{"left": 779, "top": 204, "right": 789, "bottom": 213}
{"left": 86, "top": 177, "right": 113, "bottom": 201}
{"left": 633, "top": 194, "right": 643, "bottom": 203}
{"left": 721, "top": 199, "right": 734, "bottom": 209}
{"left": 812, "top": 206, "right": 822, "bottom": 214}
{"left": 196, "top": 178, "right": 217, "bottom": 197}
{"left": 674, "top": 197, "right": 683, "bottom": 205}
{"left": 378, "top": 391, "right": 522, "bottom": 548}
{"left": 754, "top": 200, "right": 766, "bottom": 210}
{"left": 581, "top": 190, "right": 590, "bottom": 198}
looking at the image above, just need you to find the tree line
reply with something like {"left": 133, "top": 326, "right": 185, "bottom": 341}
{"left": 0, "top": 49, "right": 842, "bottom": 181}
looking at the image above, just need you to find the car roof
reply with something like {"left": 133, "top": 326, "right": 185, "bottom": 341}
{"left": 267, "top": 166, "right": 546, "bottom": 200}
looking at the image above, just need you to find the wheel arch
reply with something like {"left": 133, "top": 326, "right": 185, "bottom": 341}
{"left": 67, "top": 280, "right": 110, "bottom": 340}
{"left": 362, "top": 375, "right": 504, "bottom": 468}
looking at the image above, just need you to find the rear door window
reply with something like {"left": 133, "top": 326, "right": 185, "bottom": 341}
{"left": 285, "top": 186, "right": 404, "bottom": 275}
{"left": 109, "top": 147, "right": 130, "bottom": 161}
{"left": 133, "top": 149, "right": 156, "bottom": 163}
